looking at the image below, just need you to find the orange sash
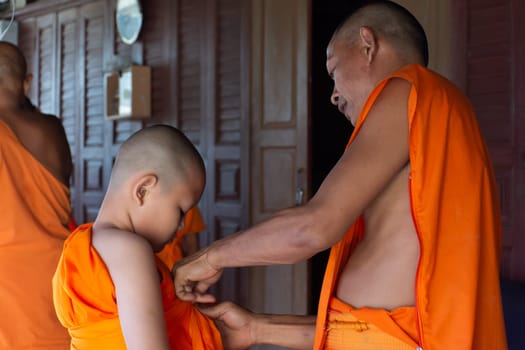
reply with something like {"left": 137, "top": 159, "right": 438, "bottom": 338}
{"left": 0, "top": 120, "right": 71, "bottom": 350}
{"left": 325, "top": 297, "right": 418, "bottom": 350}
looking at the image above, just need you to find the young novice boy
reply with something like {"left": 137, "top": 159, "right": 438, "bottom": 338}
{"left": 52, "top": 125, "right": 222, "bottom": 350}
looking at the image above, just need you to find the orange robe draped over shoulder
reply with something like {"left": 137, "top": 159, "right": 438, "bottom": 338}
{"left": 157, "top": 206, "right": 205, "bottom": 269}
{"left": 0, "top": 120, "right": 71, "bottom": 350}
{"left": 52, "top": 223, "right": 222, "bottom": 350}
{"left": 314, "top": 65, "right": 507, "bottom": 350}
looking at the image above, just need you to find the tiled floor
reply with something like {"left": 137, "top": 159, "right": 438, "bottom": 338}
{"left": 501, "top": 279, "right": 525, "bottom": 350}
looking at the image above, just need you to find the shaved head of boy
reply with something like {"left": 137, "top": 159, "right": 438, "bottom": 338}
{"left": 103, "top": 124, "right": 206, "bottom": 251}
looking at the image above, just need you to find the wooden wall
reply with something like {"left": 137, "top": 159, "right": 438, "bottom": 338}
{"left": 452, "top": 0, "right": 525, "bottom": 281}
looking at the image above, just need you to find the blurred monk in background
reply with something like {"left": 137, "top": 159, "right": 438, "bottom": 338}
{"left": 0, "top": 41, "right": 72, "bottom": 350}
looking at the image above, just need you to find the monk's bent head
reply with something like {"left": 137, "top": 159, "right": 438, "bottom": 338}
{"left": 112, "top": 124, "right": 205, "bottom": 190}
{"left": 332, "top": 0, "right": 428, "bottom": 67}
{"left": 108, "top": 125, "right": 206, "bottom": 251}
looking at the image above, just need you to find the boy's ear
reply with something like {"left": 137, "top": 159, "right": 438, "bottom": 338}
{"left": 133, "top": 174, "right": 158, "bottom": 206}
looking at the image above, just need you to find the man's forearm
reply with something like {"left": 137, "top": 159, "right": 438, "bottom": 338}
{"left": 207, "top": 206, "right": 326, "bottom": 269}
{"left": 253, "top": 314, "right": 317, "bottom": 350}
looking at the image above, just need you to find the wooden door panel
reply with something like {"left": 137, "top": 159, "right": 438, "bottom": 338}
{"left": 207, "top": 0, "right": 247, "bottom": 303}
{"left": 57, "top": 8, "right": 80, "bottom": 215}
{"left": 78, "top": 1, "right": 106, "bottom": 223}
{"left": 455, "top": 0, "right": 525, "bottom": 281}
{"left": 36, "top": 13, "right": 56, "bottom": 115}
{"left": 260, "top": 147, "right": 297, "bottom": 211}
{"left": 250, "top": 3, "right": 310, "bottom": 348}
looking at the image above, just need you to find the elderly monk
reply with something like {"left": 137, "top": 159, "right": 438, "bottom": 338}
{"left": 174, "top": 1, "right": 508, "bottom": 349}
{"left": 0, "top": 41, "right": 73, "bottom": 350}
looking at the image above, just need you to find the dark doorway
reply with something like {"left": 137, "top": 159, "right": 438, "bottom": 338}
{"left": 309, "top": 0, "right": 363, "bottom": 314}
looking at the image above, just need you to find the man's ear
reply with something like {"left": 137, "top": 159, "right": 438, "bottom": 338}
{"left": 359, "top": 26, "right": 377, "bottom": 64}
{"left": 133, "top": 174, "right": 158, "bottom": 206}
{"left": 23, "top": 73, "right": 33, "bottom": 96}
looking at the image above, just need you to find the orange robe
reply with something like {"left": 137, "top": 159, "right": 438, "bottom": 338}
{"left": 314, "top": 65, "right": 507, "bottom": 349}
{"left": 157, "top": 206, "right": 205, "bottom": 269}
{"left": 0, "top": 120, "right": 71, "bottom": 349}
{"left": 52, "top": 223, "right": 222, "bottom": 350}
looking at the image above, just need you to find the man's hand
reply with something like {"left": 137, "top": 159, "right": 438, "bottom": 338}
{"left": 199, "top": 302, "right": 255, "bottom": 350}
{"left": 173, "top": 248, "right": 223, "bottom": 302}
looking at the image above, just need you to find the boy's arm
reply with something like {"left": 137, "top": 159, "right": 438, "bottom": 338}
{"left": 201, "top": 302, "right": 316, "bottom": 350}
{"left": 93, "top": 228, "right": 170, "bottom": 350}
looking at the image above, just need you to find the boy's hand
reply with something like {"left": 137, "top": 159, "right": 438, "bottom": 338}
{"left": 199, "top": 302, "right": 255, "bottom": 350}
{"left": 173, "top": 248, "right": 222, "bottom": 302}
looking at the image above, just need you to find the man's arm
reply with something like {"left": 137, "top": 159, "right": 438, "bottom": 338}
{"left": 201, "top": 301, "right": 316, "bottom": 350}
{"left": 93, "top": 227, "right": 170, "bottom": 350}
{"left": 175, "top": 79, "right": 411, "bottom": 300}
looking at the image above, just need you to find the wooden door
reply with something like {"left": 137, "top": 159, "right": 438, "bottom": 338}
{"left": 248, "top": 2, "right": 310, "bottom": 349}
{"left": 77, "top": 2, "right": 108, "bottom": 222}
{"left": 452, "top": 0, "right": 525, "bottom": 281}
{"left": 173, "top": 0, "right": 251, "bottom": 303}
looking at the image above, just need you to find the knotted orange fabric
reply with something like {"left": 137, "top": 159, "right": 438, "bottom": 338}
{"left": 325, "top": 297, "right": 418, "bottom": 350}
{"left": 0, "top": 120, "right": 71, "bottom": 350}
{"left": 52, "top": 223, "right": 222, "bottom": 350}
{"left": 157, "top": 206, "right": 205, "bottom": 269}
{"left": 314, "top": 65, "right": 507, "bottom": 349}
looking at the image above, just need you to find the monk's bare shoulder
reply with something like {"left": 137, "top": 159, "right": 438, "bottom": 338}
{"left": 14, "top": 110, "right": 72, "bottom": 185}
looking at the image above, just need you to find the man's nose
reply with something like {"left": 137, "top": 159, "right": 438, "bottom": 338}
{"left": 330, "top": 87, "right": 339, "bottom": 106}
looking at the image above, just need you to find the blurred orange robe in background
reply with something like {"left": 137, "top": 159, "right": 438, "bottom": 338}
{"left": 0, "top": 120, "right": 71, "bottom": 350}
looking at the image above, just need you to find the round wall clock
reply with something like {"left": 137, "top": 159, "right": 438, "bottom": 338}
{"left": 116, "top": 0, "right": 143, "bottom": 45}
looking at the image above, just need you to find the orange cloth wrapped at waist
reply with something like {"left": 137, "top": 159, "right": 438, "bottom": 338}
{"left": 0, "top": 120, "right": 71, "bottom": 350}
{"left": 157, "top": 206, "right": 205, "bottom": 269}
{"left": 324, "top": 297, "right": 418, "bottom": 350}
{"left": 52, "top": 223, "right": 222, "bottom": 350}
